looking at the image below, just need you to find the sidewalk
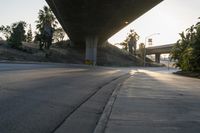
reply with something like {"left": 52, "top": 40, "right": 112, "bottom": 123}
{"left": 103, "top": 70, "right": 200, "bottom": 133}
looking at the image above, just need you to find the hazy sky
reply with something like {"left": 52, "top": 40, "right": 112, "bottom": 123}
{"left": 109, "top": 0, "right": 200, "bottom": 45}
{"left": 0, "top": 0, "right": 47, "bottom": 38}
{"left": 0, "top": 0, "right": 200, "bottom": 46}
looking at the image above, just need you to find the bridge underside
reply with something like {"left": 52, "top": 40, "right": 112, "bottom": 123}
{"left": 46, "top": 0, "right": 162, "bottom": 44}
{"left": 46, "top": 0, "right": 162, "bottom": 65}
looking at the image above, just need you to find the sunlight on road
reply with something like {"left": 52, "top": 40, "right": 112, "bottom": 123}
{"left": 95, "top": 70, "right": 122, "bottom": 76}
{"left": 129, "top": 70, "right": 138, "bottom": 75}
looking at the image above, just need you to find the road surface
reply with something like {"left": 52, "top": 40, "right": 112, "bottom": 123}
{"left": 2, "top": 63, "right": 197, "bottom": 133}
{"left": 0, "top": 63, "right": 128, "bottom": 133}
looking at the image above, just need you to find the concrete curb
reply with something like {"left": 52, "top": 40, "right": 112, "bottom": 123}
{"left": 93, "top": 83, "right": 123, "bottom": 133}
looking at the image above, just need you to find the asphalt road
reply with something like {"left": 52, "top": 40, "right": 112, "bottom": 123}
{"left": 0, "top": 63, "right": 128, "bottom": 133}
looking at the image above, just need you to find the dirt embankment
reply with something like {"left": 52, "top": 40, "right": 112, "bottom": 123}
{"left": 0, "top": 41, "right": 84, "bottom": 64}
{"left": 0, "top": 41, "right": 160, "bottom": 66}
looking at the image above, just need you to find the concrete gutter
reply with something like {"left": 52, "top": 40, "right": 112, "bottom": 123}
{"left": 93, "top": 82, "right": 123, "bottom": 133}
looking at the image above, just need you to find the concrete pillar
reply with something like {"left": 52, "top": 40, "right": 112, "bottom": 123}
{"left": 85, "top": 36, "right": 98, "bottom": 66}
{"left": 70, "top": 40, "right": 74, "bottom": 47}
{"left": 155, "top": 53, "right": 160, "bottom": 63}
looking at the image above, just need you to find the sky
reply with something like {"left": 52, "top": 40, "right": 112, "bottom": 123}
{"left": 0, "top": 0, "right": 47, "bottom": 38}
{"left": 0, "top": 0, "right": 200, "bottom": 46}
{"left": 109, "top": 0, "right": 200, "bottom": 46}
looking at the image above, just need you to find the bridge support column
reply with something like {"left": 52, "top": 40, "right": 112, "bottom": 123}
{"left": 85, "top": 36, "right": 98, "bottom": 66}
{"left": 155, "top": 53, "right": 160, "bottom": 63}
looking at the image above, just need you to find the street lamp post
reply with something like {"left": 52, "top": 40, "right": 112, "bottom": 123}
{"left": 144, "top": 33, "right": 160, "bottom": 67}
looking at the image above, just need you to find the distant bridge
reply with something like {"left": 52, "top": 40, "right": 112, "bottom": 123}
{"left": 137, "top": 43, "right": 175, "bottom": 63}
{"left": 146, "top": 43, "right": 175, "bottom": 63}
{"left": 146, "top": 43, "right": 175, "bottom": 55}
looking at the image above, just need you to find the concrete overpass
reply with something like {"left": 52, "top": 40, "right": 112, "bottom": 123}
{"left": 45, "top": 0, "right": 163, "bottom": 65}
{"left": 146, "top": 43, "right": 175, "bottom": 63}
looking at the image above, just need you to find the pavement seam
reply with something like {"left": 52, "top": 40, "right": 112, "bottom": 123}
{"left": 93, "top": 76, "right": 129, "bottom": 133}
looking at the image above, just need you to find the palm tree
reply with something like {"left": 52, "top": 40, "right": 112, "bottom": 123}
{"left": 127, "top": 29, "right": 139, "bottom": 55}
{"left": 35, "top": 6, "right": 58, "bottom": 50}
{"left": 35, "top": 6, "right": 57, "bottom": 34}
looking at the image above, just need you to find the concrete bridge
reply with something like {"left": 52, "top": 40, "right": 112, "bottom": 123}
{"left": 146, "top": 43, "right": 175, "bottom": 63}
{"left": 45, "top": 0, "right": 163, "bottom": 65}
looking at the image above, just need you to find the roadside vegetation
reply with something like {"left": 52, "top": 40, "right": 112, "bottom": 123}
{"left": 170, "top": 18, "right": 200, "bottom": 71}
{"left": 170, "top": 18, "right": 200, "bottom": 78}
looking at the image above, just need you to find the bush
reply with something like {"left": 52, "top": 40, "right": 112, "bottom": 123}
{"left": 170, "top": 19, "right": 200, "bottom": 72}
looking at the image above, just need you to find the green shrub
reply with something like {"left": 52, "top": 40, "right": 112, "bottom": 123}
{"left": 170, "top": 19, "right": 200, "bottom": 72}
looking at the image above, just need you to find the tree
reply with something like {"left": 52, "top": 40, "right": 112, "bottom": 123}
{"left": 120, "top": 41, "right": 128, "bottom": 51}
{"left": 9, "top": 21, "right": 27, "bottom": 48}
{"left": 34, "top": 31, "right": 40, "bottom": 43}
{"left": 139, "top": 43, "right": 145, "bottom": 58}
{"left": 35, "top": 6, "right": 58, "bottom": 50}
{"left": 170, "top": 18, "right": 200, "bottom": 72}
{"left": 127, "top": 29, "right": 139, "bottom": 55}
{"left": 35, "top": 6, "right": 57, "bottom": 34}
{"left": 53, "top": 27, "right": 65, "bottom": 43}
{"left": 0, "top": 25, "right": 12, "bottom": 40}
{"left": 26, "top": 24, "right": 33, "bottom": 42}
{"left": 120, "top": 29, "right": 139, "bottom": 55}
{"left": 0, "top": 21, "right": 27, "bottom": 48}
